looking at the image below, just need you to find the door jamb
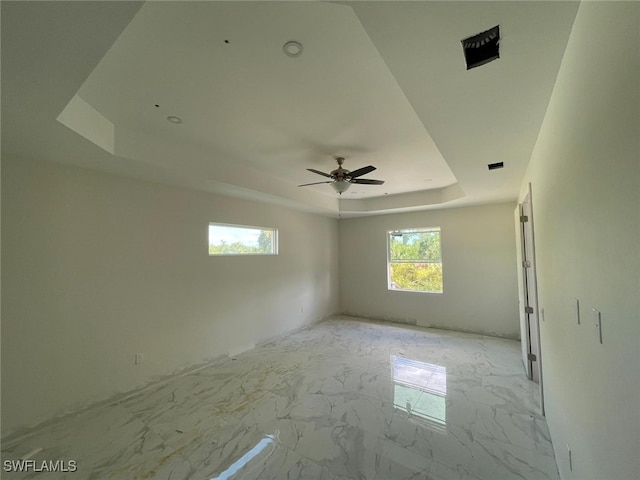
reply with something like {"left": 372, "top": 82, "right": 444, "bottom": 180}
{"left": 520, "top": 183, "right": 545, "bottom": 416}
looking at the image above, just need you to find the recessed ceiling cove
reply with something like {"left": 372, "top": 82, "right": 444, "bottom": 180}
{"left": 70, "top": 1, "right": 459, "bottom": 208}
{"left": 1, "top": 1, "right": 574, "bottom": 216}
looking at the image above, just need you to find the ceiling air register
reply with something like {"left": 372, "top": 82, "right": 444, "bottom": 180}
{"left": 461, "top": 25, "right": 500, "bottom": 70}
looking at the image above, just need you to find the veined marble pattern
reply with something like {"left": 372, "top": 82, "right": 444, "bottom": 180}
{"left": 1, "top": 317, "right": 557, "bottom": 480}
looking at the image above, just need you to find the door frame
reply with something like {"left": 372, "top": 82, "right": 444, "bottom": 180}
{"left": 515, "top": 203, "right": 533, "bottom": 379}
{"left": 516, "top": 183, "right": 544, "bottom": 415}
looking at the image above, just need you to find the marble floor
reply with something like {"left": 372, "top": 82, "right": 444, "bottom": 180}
{"left": 2, "top": 316, "right": 558, "bottom": 480}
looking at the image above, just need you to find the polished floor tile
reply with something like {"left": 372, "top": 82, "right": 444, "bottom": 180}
{"left": 1, "top": 316, "right": 557, "bottom": 479}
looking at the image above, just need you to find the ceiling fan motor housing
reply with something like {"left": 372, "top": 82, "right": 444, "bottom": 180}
{"left": 331, "top": 157, "right": 350, "bottom": 181}
{"left": 331, "top": 168, "right": 350, "bottom": 181}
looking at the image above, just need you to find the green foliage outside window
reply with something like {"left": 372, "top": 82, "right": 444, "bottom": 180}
{"left": 208, "top": 241, "right": 272, "bottom": 255}
{"left": 389, "top": 229, "right": 443, "bottom": 293}
{"left": 208, "top": 224, "right": 277, "bottom": 255}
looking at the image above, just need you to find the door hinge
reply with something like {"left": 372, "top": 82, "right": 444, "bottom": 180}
{"left": 522, "top": 260, "right": 531, "bottom": 268}
{"left": 525, "top": 306, "right": 534, "bottom": 314}
{"left": 527, "top": 353, "right": 537, "bottom": 362}
{"left": 520, "top": 215, "right": 529, "bottom": 223}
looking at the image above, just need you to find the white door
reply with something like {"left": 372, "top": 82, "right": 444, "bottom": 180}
{"left": 515, "top": 204, "right": 532, "bottom": 379}
{"left": 522, "top": 193, "right": 541, "bottom": 384}
{"left": 517, "top": 185, "right": 544, "bottom": 413}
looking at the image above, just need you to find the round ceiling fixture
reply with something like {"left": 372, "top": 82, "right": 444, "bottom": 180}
{"left": 283, "top": 40, "right": 303, "bottom": 58}
{"left": 331, "top": 180, "right": 351, "bottom": 194}
{"left": 167, "top": 115, "right": 182, "bottom": 124}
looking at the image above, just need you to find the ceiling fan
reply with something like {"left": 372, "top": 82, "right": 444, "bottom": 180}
{"left": 298, "top": 156, "right": 385, "bottom": 194}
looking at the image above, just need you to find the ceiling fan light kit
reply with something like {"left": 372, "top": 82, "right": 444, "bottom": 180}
{"left": 298, "top": 156, "right": 385, "bottom": 195}
{"left": 331, "top": 180, "right": 351, "bottom": 194}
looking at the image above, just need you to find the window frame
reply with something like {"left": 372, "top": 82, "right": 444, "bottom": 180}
{"left": 387, "top": 227, "right": 443, "bottom": 294}
{"left": 208, "top": 222, "right": 278, "bottom": 256}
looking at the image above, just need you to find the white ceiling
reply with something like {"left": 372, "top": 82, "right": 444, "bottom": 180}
{"left": 1, "top": 1, "right": 580, "bottom": 217}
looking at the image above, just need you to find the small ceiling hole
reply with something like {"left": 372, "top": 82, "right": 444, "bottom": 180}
{"left": 488, "top": 162, "right": 504, "bottom": 170}
{"left": 283, "top": 40, "right": 303, "bottom": 58}
{"left": 154, "top": 104, "right": 160, "bottom": 108}
{"left": 224, "top": 39, "right": 230, "bottom": 44}
{"left": 462, "top": 25, "right": 500, "bottom": 70}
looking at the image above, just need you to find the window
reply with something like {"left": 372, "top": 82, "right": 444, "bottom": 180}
{"left": 208, "top": 223, "right": 278, "bottom": 255}
{"left": 388, "top": 227, "right": 442, "bottom": 293}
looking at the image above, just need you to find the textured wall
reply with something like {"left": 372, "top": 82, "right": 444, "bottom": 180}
{"left": 518, "top": 2, "right": 639, "bottom": 478}
{"left": 339, "top": 202, "right": 520, "bottom": 339}
{"left": 1, "top": 157, "right": 340, "bottom": 434}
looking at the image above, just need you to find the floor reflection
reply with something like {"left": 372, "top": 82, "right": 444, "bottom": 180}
{"left": 2, "top": 319, "right": 559, "bottom": 480}
{"left": 391, "top": 355, "right": 447, "bottom": 429}
{"left": 211, "top": 432, "right": 278, "bottom": 480}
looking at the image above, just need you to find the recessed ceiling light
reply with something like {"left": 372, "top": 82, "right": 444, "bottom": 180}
{"left": 283, "top": 40, "right": 303, "bottom": 58}
{"left": 167, "top": 115, "right": 182, "bottom": 124}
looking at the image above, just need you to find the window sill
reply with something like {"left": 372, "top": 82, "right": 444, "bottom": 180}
{"left": 388, "top": 287, "right": 443, "bottom": 294}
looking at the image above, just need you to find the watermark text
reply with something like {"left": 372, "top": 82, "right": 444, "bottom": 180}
{"left": 3, "top": 459, "right": 77, "bottom": 473}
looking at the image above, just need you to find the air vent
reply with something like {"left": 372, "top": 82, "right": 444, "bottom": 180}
{"left": 488, "top": 162, "right": 504, "bottom": 170}
{"left": 462, "top": 25, "right": 500, "bottom": 70}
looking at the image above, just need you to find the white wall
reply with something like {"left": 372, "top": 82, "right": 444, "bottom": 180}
{"left": 519, "top": 2, "right": 639, "bottom": 479}
{"left": 339, "top": 202, "right": 520, "bottom": 339}
{"left": 1, "top": 156, "right": 339, "bottom": 435}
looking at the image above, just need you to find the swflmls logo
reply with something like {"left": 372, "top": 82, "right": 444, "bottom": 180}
{"left": 3, "top": 459, "right": 77, "bottom": 472}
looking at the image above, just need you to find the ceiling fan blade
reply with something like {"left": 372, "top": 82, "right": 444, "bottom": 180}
{"left": 307, "top": 168, "right": 332, "bottom": 178}
{"left": 352, "top": 178, "right": 385, "bottom": 185}
{"left": 298, "top": 181, "right": 333, "bottom": 187}
{"left": 348, "top": 165, "right": 376, "bottom": 178}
